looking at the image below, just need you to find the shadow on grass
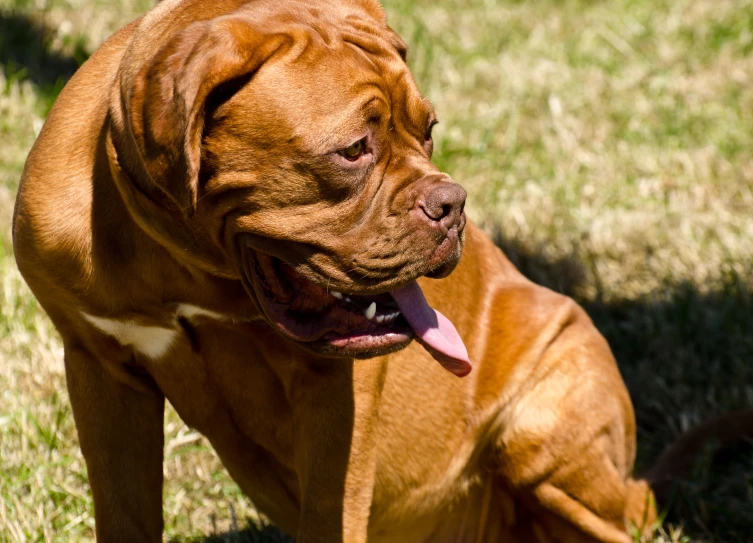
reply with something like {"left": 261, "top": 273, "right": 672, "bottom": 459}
{"left": 494, "top": 230, "right": 753, "bottom": 542}
{"left": 170, "top": 521, "right": 293, "bottom": 543}
{"left": 0, "top": 11, "right": 89, "bottom": 112}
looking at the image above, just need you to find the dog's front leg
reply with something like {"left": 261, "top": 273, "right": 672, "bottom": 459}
{"left": 292, "top": 360, "right": 385, "bottom": 543}
{"left": 64, "top": 345, "right": 165, "bottom": 542}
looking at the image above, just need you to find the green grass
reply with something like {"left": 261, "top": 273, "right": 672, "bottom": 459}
{"left": 1, "top": 0, "right": 752, "bottom": 541}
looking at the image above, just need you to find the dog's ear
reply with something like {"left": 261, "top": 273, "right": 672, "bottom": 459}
{"left": 129, "top": 18, "right": 286, "bottom": 216}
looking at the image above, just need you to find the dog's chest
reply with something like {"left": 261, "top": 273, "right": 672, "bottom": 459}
{"left": 81, "top": 303, "right": 493, "bottom": 535}
{"left": 145, "top": 312, "right": 294, "bottom": 444}
{"left": 85, "top": 309, "right": 295, "bottom": 465}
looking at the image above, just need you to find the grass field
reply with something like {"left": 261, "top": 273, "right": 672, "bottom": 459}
{"left": 1, "top": 0, "right": 752, "bottom": 541}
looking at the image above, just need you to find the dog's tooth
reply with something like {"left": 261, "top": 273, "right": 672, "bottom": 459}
{"left": 345, "top": 297, "right": 352, "bottom": 304}
{"left": 330, "top": 291, "right": 343, "bottom": 299}
{"left": 376, "top": 315, "right": 385, "bottom": 324}
{"left": 364, "top": 302, "right": 376, "bottom": 320}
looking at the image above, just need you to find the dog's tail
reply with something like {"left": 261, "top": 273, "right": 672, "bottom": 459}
{"left": 641, "top": 408, "right": 753, "bottom": 502}
{"left": 624, "top": 409, "right": 753, "bottom": 535}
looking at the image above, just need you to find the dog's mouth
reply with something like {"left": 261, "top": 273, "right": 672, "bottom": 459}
{"left": 240, "top": 245, "right": 471, "bottom": 376}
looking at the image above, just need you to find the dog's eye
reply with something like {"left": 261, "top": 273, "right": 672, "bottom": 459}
{"left": 426, "top": 121, "right": 437, "bottom": 142}
{"left": 339, "top": 138, "right": 367, "bottom": 161}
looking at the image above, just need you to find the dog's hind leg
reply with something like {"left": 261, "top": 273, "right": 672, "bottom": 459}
{"left": 64, "top": 344, "right": 165, "bottom": 542}
{"left": 481, "top": 298, "right": 657, "bottom": 542}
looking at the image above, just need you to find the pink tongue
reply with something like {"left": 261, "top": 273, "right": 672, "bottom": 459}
{"left": 390, "top": 281, "right": 472, "bottom": 377}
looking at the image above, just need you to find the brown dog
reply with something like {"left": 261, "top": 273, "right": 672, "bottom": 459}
{"left": 13, "top": 0, "right": 658, "bottom": 540}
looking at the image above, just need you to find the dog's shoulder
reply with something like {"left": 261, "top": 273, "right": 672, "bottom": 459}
{"left": 13, "top": 20, "right": 141, "bottom": 286}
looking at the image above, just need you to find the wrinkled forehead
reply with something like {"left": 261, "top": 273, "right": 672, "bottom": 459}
{"left": 225, "top": 16, "right": 434, "bottom": 151}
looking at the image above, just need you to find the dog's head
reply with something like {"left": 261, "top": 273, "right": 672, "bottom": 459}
{"left": 116, "top": 0, "right": 469, "bottom": 371}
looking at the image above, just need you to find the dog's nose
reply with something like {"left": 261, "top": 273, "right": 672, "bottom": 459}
{"left": 418, "top": 181, "right": 467, "bottom": 233}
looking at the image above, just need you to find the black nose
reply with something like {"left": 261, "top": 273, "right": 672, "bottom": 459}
{"left": 418, "top": 181, "right": 467, "bottom": 232}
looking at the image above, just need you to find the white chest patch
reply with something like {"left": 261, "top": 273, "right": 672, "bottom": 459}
{"left": 175, "top": 304, "right": 226, "bottom": 321}
{"left": 82, "top": 304, "right": 226, "bottom": 359}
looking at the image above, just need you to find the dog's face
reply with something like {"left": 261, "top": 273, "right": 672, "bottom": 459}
{"left": 128, "top": 0, "right": 466, "bottom": 358}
